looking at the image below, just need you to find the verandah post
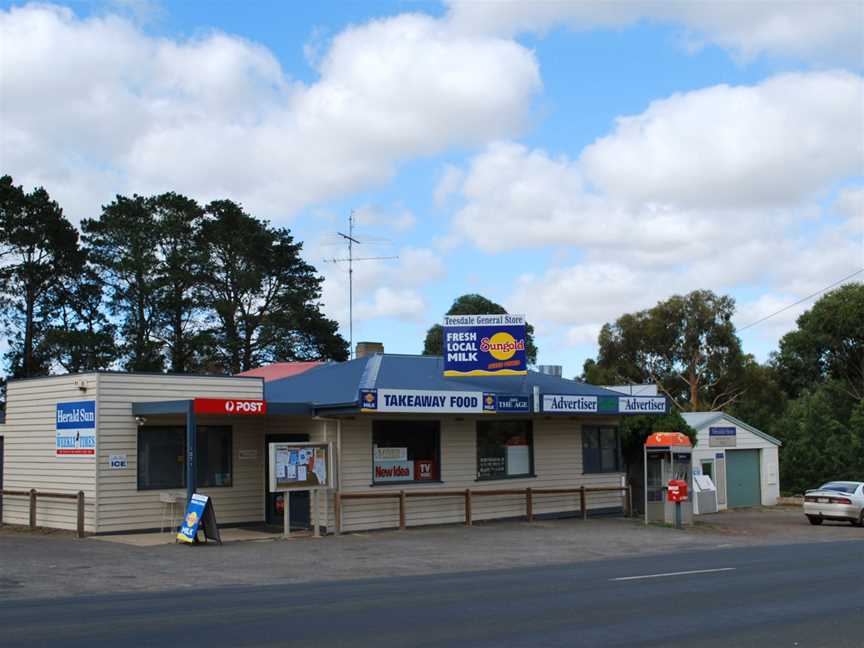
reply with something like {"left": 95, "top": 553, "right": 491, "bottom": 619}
{"left": 29, "top": 489, "right": 36, "bottom": 529}
{"left": 526, "top": 487, "right": 533, "bottom": 522}
{"left": 580, "top": 486, "right": 587, "bottom": 520}
{"left": 465, "top": 489, "right": 472, "bottom": 527}
{"left": 399, "top": 490, "right": 406, "bottom": 530}
{"left": 76, "top": 491, "right": 85, "bottom": 538}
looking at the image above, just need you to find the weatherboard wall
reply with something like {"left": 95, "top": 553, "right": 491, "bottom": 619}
{"left": 1, "top": 374, "right": 99, "bottom": 532}
{"left": 334, "top": 415, "right": 625, "bottom": 533}
{"left": 95, "top": 373, "right": 264, "bottom": 533}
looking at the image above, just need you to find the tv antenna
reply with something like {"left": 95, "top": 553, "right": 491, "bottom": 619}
{"left": 324, "top": 211, "right": 398, "bottom": 358}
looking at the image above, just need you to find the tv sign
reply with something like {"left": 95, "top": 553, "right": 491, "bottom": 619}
{"left": 193, "top": 398, "right": 267, "bottom": 416}
{"left": 56, "top": 400, "right": 96, "bottom": 457}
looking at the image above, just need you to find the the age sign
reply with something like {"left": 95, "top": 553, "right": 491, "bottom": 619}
{"left": 193, "top": 398, "right": 267, "bottom": 416}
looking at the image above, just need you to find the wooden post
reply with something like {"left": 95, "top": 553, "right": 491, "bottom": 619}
{"left": 464, "top": 489, "right": 472, "bottom": 527}
{"left": 313, "top": 490, "right": 320, "bottom": 538}
{"left": 76, "top": 491, "right": 85, "bottom": 539}
{"left": 526, "top": 487, "right": 533, "bottom": 522}
{"left": 399, "top": 490, "right": 406, "bottom": 531}
{"left": 322, "top": 489, "right": 329, "bottom": 536}
{"left": 580, "top": 486, "right": 587, "bottom": 520}
{"left": 625, "top": 484, "right": 633, "bottom": 518}
{"left": 334, "top": 490, "right": 342, "bottom": 535}
{"left": 29, "top": 489, "right": 36, "bottom": 530}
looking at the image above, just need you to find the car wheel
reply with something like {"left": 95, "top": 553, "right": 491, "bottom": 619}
{"left": 856, "top": 511, "right": 864, "bottom": 528}
{"left": 807, "top": 515, "right": 823, "bottom": 526}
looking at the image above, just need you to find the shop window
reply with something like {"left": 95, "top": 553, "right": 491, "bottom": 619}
{"left": 582, "top": 426, "right": 621, "bottom": 473}
{"left": 137, "top": 426, "right": 233, "bottom": 490}
{"left": 197, "top": 426, "right": 233, "bottom": 487}
{"left": 372, "top": 420, "right": 440, "bottom": 483}
{"left": 138, "top": 426, "right": 185, "bottom": 490}
{"left": 476, "top": 420, "right": 533, "bottom": 480}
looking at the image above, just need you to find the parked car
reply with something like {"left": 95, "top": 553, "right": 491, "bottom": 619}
{"left": 803, "top": 482, "right": 864, "bottom": 526}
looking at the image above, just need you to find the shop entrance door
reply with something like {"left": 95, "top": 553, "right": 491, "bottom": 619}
{"left": 265, "top": 434, "right": 310, "bottom": 529}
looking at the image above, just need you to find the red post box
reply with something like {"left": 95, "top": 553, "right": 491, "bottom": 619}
{"left": 667, "top": 479, "right": 688, "bottom": 503}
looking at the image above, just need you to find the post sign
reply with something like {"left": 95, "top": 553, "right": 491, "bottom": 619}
{"left": 56, "top": 400, "right": 96, "bottom": 456}
{"left": 268, "top": 442, "right": 331, "bottom": 492}
{"left": 443, "top": 314, "right": 527, "bottom": 377}
{"left": 709, "top": 427, "right": 737, "bottom": 447}
{"left": 193, "top": 398, "right": 266, "bottom": 416}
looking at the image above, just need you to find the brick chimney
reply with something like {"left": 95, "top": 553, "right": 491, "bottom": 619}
{"left": 355, "top": 341, "right": 384, "bottom": 358}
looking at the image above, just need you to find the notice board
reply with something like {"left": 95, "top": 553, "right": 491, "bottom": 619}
{"left": 268, "top": 442, "right": 332, "bottom": 492}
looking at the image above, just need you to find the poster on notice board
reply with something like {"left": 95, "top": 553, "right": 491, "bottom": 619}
{"left": 268, "top": 442, "right": 332, "bottom": 492}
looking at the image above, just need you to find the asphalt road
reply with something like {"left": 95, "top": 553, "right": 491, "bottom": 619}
{"left": 1, "top": 539, "right": 862, "bottom": 647}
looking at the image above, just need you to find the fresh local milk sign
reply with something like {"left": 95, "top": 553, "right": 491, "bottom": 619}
{"left": 443, "top": 313, "right": 527, "bottom": 377}
{"left": 55, "top": 400, "right": 96, "bottom": 456}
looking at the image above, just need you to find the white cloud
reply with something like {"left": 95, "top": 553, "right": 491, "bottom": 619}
{"left": 445, "top": 1, "right": 864, "bottom": 64}
{"left": 433, "top": 164, "right": 465, "bottom": 207}
{"left": 353, "top": 204, "right": 417, "bottom": 232}
{"left": 0, "top": 4, "right": 541, "bottom": 223}
{"left": 354, "top": 287, "right": 426, "bottom": 321}
{"left": 581, "top": 72, "right": 864, "bottom": 209}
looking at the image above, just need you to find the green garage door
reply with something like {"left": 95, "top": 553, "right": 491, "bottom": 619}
{"left": 726, "top": 450, "right": 761, "bottom": 508}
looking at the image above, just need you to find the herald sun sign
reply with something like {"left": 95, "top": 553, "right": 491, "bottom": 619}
{"left": 193, "top": 398, "right": 267, "bottom": 415}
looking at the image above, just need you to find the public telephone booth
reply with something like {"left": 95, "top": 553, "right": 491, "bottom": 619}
{"left": 644, "top": 432, "right": 693, "bottom": 525}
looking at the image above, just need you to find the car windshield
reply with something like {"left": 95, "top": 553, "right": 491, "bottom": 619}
{"left": 818, "top": 483, "right": 858, "bottom": 493}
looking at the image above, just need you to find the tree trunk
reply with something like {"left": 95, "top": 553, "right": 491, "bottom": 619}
{"left": 23, "top": 286, "right": 35, "bottom": 377}
{"left": 689, "top": 360, "right": 699, "bottom": 411}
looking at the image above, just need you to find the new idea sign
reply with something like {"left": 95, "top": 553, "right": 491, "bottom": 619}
{"left": 443, "top": 313, "right": 527, "bottom": 377}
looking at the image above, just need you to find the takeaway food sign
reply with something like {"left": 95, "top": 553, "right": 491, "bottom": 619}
{"left": 443, "top": 313, "right": 527, "bottom": 377}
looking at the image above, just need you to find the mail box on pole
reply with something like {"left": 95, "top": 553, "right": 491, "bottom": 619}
{"left": 667, "top": 479, "right": 688, "bottom": 503}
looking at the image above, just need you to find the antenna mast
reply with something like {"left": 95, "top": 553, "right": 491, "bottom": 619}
{"left": 326, "top": 211, "right": 398, "bottom": 358}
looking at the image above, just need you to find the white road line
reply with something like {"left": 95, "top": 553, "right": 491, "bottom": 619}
{"left": 610, "top": 567, "right": 736, "bottom": 582}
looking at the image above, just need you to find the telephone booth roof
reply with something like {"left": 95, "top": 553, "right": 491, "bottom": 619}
{"left": 644, "top": 432, "right": 692, "bottom": 448}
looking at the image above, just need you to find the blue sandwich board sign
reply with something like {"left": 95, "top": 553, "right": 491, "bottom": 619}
{"left": 177, "top": 493, "right": 208, "bottom": 543}
{"left": 443, "top": 314, "right": 527, "bottom": 377}
{"left": 177, "top": 494, "right": 221, "bottom": 544}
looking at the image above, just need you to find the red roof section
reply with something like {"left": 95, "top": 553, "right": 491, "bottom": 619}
{"left": 644, "top": 432, "right": 692, "bottom": 447}
{"left": 237, "top": 362, "right": 323, "bottom": 382}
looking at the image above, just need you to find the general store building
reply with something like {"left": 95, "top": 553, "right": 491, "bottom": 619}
{"left": 0, "top": 353, "right": 669, "bottom": 535}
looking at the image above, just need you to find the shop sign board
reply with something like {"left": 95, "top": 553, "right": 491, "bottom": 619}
{"left": 268, "top": 442, "right": 331, "bottom": 492}
{"left": 618, "top": 396, "right": 667, "bottom": 414}
{"left": 374, "top": 447, "right": 407, "bottom": 461}
{"left": 56, "top": 400, "right": 96, "bottom": 456}
{"left": 193, "top": 398, "right": 266, "bottom": 416}
{"left": 709, "top": 427, "right": 737, "bottom": 447}
{"left": 442, "top": 313, "right": 527, "bottom": 377}
{"left": 108, "top": 454, "right": 128, "bottom": 469}
{"left": 361, "top": 389, "right": 530, "bottom": 414}
{"left": 361, "top": 388, "right": 487, "bottom": 413}
{"left": 176, "top": 493, "right": 221, "bottom": 544}
{"left": 374, "top": 460, "right": 415, "bottom": 482}
{"left": 542, "top": 394, "right": 668, "bottom": 415}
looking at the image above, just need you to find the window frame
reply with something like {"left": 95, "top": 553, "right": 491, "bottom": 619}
{"left": 582, "top": 425, "right": 622, "bottom": 474}
{"left": 371, "top": 419, "right": 442, "bottom": 485}
{"left": 136, "top": 425, "right": 234, "bottom": 491}
{"left": 475, "top": 419, "right": 535, "bottom": 482}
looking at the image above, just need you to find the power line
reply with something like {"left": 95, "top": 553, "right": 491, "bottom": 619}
{"left": 737, "top": 268, "right": 864, "bottom": 332}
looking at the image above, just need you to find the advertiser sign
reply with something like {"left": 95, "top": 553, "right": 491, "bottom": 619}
{"left": 443, "top": 313, "right": 527, "bottom": 377}
{"left": 709, "top": 426, "right": 737, "bottom": 448}
{"left": 618, "top": 396, "right": 667, "bottom": 414}
{"left": 193, "top": 398, "right": 266, "bottom": 416}
{"left": 56, "top": 400, "right": 96, "bottom": 456}
{"left": 542, "top": 394, "right": 667, "bottom": 415}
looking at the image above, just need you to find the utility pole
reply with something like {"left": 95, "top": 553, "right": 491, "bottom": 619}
{"left": 325, "top": 211, "right": 398, "bottom": 358}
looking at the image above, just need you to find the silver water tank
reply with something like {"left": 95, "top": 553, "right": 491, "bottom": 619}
{"left": 537, "top": 365, "right": 563, "bottom": 377}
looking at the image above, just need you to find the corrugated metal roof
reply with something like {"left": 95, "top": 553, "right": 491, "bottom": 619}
{"left": 265, "top": 353, "right": 626, "bottom": 406}
{"left": 682, "top": 411, "right": 781, "bottom": 446}
{"left": 237, "top": 362, "right": 322, "bottom": 382}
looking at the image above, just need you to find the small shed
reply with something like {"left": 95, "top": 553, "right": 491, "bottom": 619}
{"left": 682, "top": 412, "right": 781, "bottom": 510}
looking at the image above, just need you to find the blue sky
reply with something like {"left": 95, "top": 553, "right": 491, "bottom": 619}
{"left": 1, "top": 0, "right": 862, "bottom": 375}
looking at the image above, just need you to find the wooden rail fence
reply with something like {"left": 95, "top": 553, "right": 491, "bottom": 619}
{"left": 1, "top": 489, "right": 86, "bottom": 538}
{"left": 333, "top": 485, "right": 632, "bottom": 534}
